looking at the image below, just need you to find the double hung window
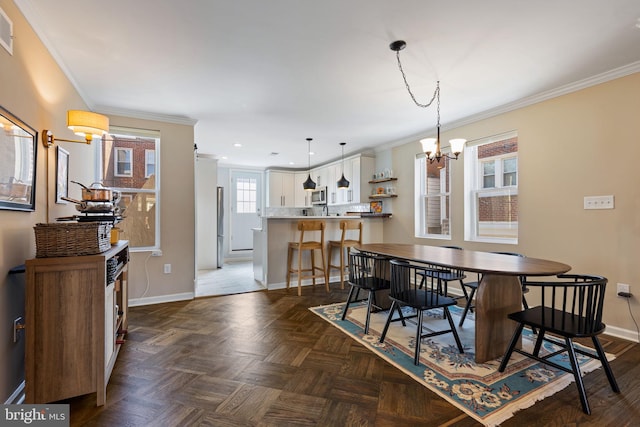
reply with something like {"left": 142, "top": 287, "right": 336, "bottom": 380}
{"left": 415, "top": 153, "right": 451, "bottom": 239}
{"left": 97, "top": 126, "right": 160, "bottom": 250}
{"left": 464, "top": 132, "right": 518, "bottom": 243}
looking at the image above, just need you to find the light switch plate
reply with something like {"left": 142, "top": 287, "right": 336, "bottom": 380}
{"left": 584, "top": 195, "right": 614, "bottom": 210}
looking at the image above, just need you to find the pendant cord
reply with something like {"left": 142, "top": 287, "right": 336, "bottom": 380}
{"left": 395, "top": 50, "right": 439, "bottom": 109}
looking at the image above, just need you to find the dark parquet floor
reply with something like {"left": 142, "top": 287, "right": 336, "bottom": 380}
{"left": 64, "top": 286, "right": 640, "bottom": 426}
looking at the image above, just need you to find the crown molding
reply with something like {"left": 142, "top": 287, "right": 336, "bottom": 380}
{"left": 95, "top": 106, "right": 198, "bottom": 126}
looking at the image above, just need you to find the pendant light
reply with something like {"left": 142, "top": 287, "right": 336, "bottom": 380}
{"left": 337, "top": 142, "right": 350, "bottom": 189}
{"left": 302, "top": 137, "right": 316, "bottom": 191}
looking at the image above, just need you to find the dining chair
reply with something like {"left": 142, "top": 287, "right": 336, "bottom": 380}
{"left": 458, "top": 251, "right": 532, "bottom": 327}
{"left": 380, "top": 259, "right": 464, "bottom": 365}
{"left": 341, "top": 251, "right": 391, "bottom": 335}
{"left": 498, "top": 274, "right": 619, "bottom": 415}
{"left": 417, "top": 245, "right": 467, "bottom": 299}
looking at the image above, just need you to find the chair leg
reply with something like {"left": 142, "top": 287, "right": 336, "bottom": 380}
{"left": 338, "top": 246, "right": 345, "bottom": 289}
{"left": 286, "top": 247, "right": 293, "bottom": 289}
{"left": 498, "top": 323, "right": 525, "bottom": 372}
{"left": 379, "top": 301, "right": 397, "bottom": 343}
{"left": 363, "top": 290, "right": 374, "bottom": 335}
{"left": 297, "top": 248, "right": 303, "bottom": 296}
{"left": 592, "top": 336, "right": 620, "bottom": 393}
{"left": 320, "top": 246, "right": 329, "bottom": 292}
{"left": 444, "top": 307, "right": 464, "bottom": 353}
{"left": 459, "top": 287, "right": 476, "bottom": 327}
{"left": 310, "top": 250, "right": 316, "bottom": 287}
{"left": 565, "top": 337, "right": 591, "bottom": 415}
{"left": 341, "top": 285, "right": 357, "bottom": 321}
{"left": 532, "top": 329, "right": 545, "bottom": 356}
{"left": 414, "top": 309, "right": 424, "bottom": 365}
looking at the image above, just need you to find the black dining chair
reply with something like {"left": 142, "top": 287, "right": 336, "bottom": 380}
{"left": 379, "top": 259, "right": 464, "bottom": 365}
{"left": 341, "top": 251, "right": 392, "bottom": 335}
{"left": 417, "top": 245, "right": 468, "bottom": 300}
{"left": 498, "top": 274, "right": 619, "bottom": 415}
{"left": 458, "top": 251, "right": 531, "bottom": 327}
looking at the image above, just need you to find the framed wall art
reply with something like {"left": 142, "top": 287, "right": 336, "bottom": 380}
{"left": 56, "top": 146, "right": 69, "bottom": 204}
{"left": 0, "top": 105, "right": 38, "bottom": 211}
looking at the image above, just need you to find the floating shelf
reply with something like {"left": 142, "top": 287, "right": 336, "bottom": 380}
{"left": 369, "top": 194, "right": 398, "bottom": 199}
{"left": 368, "top": 177, "right": 398, "bottom": 184}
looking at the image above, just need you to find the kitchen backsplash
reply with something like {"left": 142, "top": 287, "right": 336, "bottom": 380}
{"left": 265, "top": 203, "right": 370, "bottom": 217}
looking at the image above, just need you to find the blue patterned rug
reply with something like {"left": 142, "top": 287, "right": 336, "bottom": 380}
{"left": 310, "top": 301, "right": 612, "bottom": 426}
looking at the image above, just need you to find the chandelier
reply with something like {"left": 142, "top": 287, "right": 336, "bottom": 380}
{"left": 389, "top": 40, "right": 465, "bottom": 164}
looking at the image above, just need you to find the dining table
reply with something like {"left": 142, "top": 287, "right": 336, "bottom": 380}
{"left": 355, "top": 243, "right": 571, "bottom": 363}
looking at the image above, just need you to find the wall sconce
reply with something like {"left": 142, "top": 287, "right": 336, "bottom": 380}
{"left": 42, "top": 110, "right": 109, "bottom": 148}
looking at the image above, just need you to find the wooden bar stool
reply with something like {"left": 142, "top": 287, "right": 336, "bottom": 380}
{"left": 327, "top": 220, "right": 363, "bottom": 289}
{"left": 286, "top": 220, "right": 329, "bottom": 296}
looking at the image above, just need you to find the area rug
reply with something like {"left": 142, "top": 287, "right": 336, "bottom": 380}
{"left": 310, "top": 301, "right": 613, "bottom": 426}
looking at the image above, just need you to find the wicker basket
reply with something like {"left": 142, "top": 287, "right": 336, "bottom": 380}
{"left": 34, "top": 222, "right": 112, "bottom": 257}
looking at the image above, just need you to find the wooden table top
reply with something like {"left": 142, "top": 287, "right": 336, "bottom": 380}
{"left": 355, "top": 243, "right": 571, "bottom": 277}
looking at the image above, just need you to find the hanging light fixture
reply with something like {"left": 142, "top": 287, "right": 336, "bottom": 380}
{"left": 337, "top": 142, "right": 350, "bottom": 189}
{"left": 389, "top": 40, "right": 465, "bottom": 164}
{"left": 302, "top": 137, "right": 316, "bottom": 191}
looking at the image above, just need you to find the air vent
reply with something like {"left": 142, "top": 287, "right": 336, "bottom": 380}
{"left": 270, "top": 152, "right": 279, "bottom": 156}
{"left": 0, "top": 6, "right": 12, "bottom": 55}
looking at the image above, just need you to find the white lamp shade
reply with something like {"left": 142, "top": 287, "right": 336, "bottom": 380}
{"left": 420, "top": 138, "right": 437, "bottom": 155}
{"left": 449, "top": 138, "right": 466, "bottom": 154}
{"left": 67, "top": 110, "right": 109, "bottom": 139}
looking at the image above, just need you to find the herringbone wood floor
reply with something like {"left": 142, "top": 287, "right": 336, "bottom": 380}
{"left": 64, "top": 286, "right": 640, "bottom": 426}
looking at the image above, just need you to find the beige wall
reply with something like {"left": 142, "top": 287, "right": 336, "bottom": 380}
{"left": 0, "top": 0, "right": 195, "bottom": 400}
{"left": 387, "top": 72, "right": 640, "bottom": 336}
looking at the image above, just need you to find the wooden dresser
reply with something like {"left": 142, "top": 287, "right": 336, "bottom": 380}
{"left": 25, "top": 240, "right": 129, "bottom": 406}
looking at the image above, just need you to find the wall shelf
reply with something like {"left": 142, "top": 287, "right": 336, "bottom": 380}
{"left": 369, "top": 194, "right": 397, "bottom": 199}
{"left": 368, "top": 177, "right": 397, "bottom": 184}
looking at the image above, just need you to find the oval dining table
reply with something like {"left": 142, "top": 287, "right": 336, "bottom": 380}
{"left": 355, "top": 243, "right": 571, "bottom": 363}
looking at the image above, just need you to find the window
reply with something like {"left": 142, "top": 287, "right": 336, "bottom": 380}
{"left": 145, "top": 149, "right": 155, "bottom": 178}
{"left": 98, "top": 127, "right": 160, "bottom": 250}
{"left": 236, "top": 177, "right": 257, "bottom": 213}
{"left": 114, "top": 148, "right": 132, "bottom": 177}
{"left": 415, "top": 153, "right": 451, "bottom": 239}
{"left": 464, "top": 132, "right": 518, "bottom": 244}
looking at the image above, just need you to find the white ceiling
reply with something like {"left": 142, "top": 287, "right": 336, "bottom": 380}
{"left": 15, "top": 0, "right": 640, "bottom": 169}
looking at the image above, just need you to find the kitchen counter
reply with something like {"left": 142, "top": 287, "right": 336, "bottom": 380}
{"left": 253, "top": 216, "right": 385, "bottom": 290}
{"left": 264, "top": 214, "right": 391, "bottom": 219}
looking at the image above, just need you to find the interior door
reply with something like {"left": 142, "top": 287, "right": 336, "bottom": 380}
{"left": 230, "top": 170, "right": 262, "bottom": 251}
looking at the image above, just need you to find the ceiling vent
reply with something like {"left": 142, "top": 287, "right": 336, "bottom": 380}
{"left": 0, "top": 6, "right": 12, "bottom": 55}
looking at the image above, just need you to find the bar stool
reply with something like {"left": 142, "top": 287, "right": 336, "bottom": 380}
{"left": 327, "top": 220, "right": 363, "bottom": 289}
{"left": 286, "top": 220, "right": 329, "bottom": 296}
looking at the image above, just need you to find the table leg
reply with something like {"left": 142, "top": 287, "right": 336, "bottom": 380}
{"left": 474, "top": 274, "right": 522, "bottom": 363}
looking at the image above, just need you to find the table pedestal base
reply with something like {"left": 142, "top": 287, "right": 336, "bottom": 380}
{"left": 475, "top": 274, "right": 522, "bottom": 363}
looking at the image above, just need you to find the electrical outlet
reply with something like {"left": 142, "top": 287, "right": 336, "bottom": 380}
{"left": 13, "top": 316, "right": 24, "bottom": 343}
{"left": 163, "top": 263, "right": 171, "bottom": 274}
{"left": 617, "top": 283, "right": 631, "bottom": 297}
{"left": 151, "top": 250, "right": 163, "bottom": 257}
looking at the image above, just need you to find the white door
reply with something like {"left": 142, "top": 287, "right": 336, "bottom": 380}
{"left": 230, "top": 171, "right": 262, "bottom": 251}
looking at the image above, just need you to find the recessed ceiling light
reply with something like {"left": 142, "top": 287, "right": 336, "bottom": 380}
{"left": 289, "top": 161, "right": 295, "bottom": 165}
{"left": 221, "top": 156, "right": 228, "bottom": 160}
{"left": 233, "top": 143, "right": 242, "bottom": 147}
{"left": 309, "top": 151, "right": 315, "bottom": 155}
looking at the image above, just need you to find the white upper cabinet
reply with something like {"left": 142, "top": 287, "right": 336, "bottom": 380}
{"left": 266, "top": 170, "right": 295, "bottom": 207}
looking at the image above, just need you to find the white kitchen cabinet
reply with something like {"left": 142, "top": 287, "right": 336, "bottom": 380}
{"left": 266, "top": 170, "right": 295, "bottom": 207}
{"left": 294, "top": 172, "right": 311, "bottom": 207}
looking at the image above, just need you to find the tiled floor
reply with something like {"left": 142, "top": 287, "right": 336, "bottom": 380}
{"left": 196, "top": 260, "right": 266, "bottom": 297}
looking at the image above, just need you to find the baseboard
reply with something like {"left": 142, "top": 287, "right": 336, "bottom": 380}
{"left": 604, "top": 325, "right": 639, "bottom": 343}
{"left": 129, "top": 292, "right": 194, "bottom": 307}
{"left": 4, "top": 381, "right": 25, "bottom": 404}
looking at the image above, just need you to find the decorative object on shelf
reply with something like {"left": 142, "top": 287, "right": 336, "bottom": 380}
{"left": 389, "top": 40, "right": 466, "bottom": 164}
{"left": 42, "top": 110, "right": 109, "bottom": 148}
{"left": 302, "top": 137, "right": 316, "bottom": 191}
{"left": 55, "top": 146, "right": 69, "bottom": 204}
{"left": 337, "top": 142, "right": 350, "bottom": 189}
{"left": 0, "top": 105, "right": 38, "bottom": 212}
{"left": 370, "top": 200, "right": 383, "bottom": 214}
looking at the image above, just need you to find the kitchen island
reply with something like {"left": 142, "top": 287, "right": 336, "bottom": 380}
{"left": 253, "top": 215, "right": 386, "bottom": 290}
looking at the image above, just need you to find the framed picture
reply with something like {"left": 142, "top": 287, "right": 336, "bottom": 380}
{"left": 370, "top": 200, "right": 383, "bottom": 214}
{"left": 0, "top": 105, "right": 38, "bottom": 211}
{"left": 56, "top": 146, "right": 69, "bottom": 204}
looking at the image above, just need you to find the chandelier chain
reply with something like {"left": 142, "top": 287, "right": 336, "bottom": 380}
{"left": 395, "top": 50, "right": 438, "bottom": 109}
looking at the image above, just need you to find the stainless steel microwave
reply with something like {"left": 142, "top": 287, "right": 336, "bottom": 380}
{"left": 311, "top": 186, "right": 327, "bottom": 205}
